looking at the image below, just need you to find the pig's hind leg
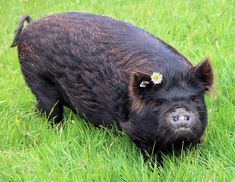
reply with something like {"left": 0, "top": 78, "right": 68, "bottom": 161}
{"left": 35, "top": 84, "right": 64, "bottom": 125}
{"left": 21, "top": 63, "right": 64, "bottom": 124}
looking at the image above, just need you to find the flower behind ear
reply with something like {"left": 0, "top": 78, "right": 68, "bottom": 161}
{"left": 151, "top": 72, "right": 163, "bottom": 84}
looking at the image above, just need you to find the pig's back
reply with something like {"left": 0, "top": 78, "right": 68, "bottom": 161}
{"left": 18, "top": 12, "right": 191, "bottom": 71}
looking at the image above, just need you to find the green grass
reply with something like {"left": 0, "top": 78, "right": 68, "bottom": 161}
{"left": 0, "top": 0, "right": 234, "bottom": 181}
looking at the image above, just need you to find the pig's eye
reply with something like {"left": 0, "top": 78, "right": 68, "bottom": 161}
{"left": 190, "top": 96, "right": 197, "bottom": 102}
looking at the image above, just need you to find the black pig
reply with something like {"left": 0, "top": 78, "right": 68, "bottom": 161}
{"left": 11, "top": 12, "right": 213, "bottom": 160}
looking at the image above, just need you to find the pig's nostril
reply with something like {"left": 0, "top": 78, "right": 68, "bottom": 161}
{"left": 173, "top": 115, "right": 179, "bottom": 121}
{"left": 184, "top": 115, "right": 190, "bottom": 121}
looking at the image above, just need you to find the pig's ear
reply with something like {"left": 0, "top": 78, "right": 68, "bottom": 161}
{"left": 129, "top": 71, "right": 152, "bottom": 98}
{"left": 192, "top": 58, "right": 213, "bottom": 91}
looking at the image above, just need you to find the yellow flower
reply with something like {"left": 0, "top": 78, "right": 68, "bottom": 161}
{"left": 16, "top": 118, "right": 21, "bottom": 126}
{"left": 151, "top": 72, "right": 163, "bottom": 84}
{"left": 147, "top": 9, "right": 153, "bottom": 16}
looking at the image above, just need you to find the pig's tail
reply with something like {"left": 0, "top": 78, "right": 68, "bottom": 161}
{"left": 11, "top": 15, "right": 32, "bottom": 47}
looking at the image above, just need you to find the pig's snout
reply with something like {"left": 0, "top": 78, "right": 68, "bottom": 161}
{"left": 168, "top": 108, "right": 196, "bottom": 130}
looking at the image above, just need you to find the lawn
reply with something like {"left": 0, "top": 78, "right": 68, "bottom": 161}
{"left": 0, "top": 0, "right": 234, "bottom": 181}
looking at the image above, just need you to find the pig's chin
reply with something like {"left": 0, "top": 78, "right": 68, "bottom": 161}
{"left": 167, "top": 122, "right": 203, "bottom": 144}
{"left": 163, "top": 124, "right": 204, "bottom": 152}
{"left": 170, "top": 130, "right": 198, "bottom": 146}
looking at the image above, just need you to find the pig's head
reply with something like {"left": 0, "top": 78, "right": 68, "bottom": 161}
{"left": 121, "top": 58, "right": 213, "bottom": 157}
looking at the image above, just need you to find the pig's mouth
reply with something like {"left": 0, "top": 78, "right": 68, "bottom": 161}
{"left": 172, "top": 127, "right": 195, "bottom": 141}
{"left": 172, "top": 123, "right": 194, "bottom": 134}
{"left": 175, "top": 126, "right": 192, "bottom": 133}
